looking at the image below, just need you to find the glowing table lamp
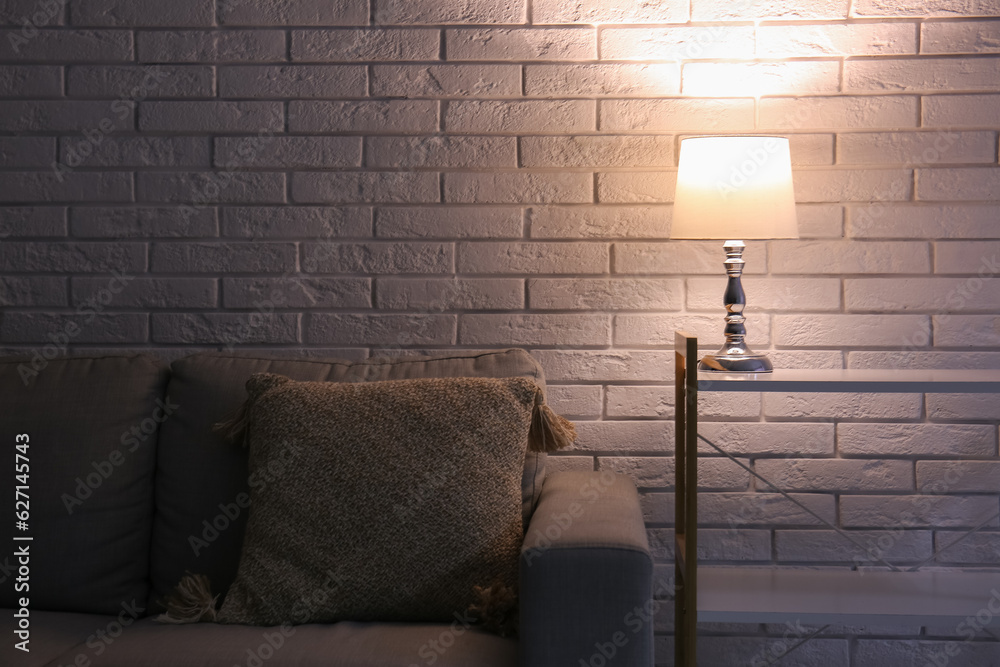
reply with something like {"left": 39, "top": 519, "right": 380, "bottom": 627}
{"left": 672, "top": 136, "right": 798, "bottom": 373}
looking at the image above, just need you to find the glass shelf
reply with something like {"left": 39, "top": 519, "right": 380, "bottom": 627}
{"left": 698, "top": 369, "right": 1000, "bottom": 393}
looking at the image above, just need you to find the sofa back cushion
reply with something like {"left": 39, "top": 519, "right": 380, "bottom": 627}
{"left": 0, "top": 354, "right": 169, "bottom": 614}
{"left": 150, "top": 349, "right": 548, "bottom": 611}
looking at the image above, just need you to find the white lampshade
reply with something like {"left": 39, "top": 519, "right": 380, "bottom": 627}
{"left": 671, "top": 136, "right": 798, "bottom": 240}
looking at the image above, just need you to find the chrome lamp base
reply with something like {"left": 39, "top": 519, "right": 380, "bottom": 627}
{"left": 699, "top": 239, "right": 774, "bottom": 374}
{"left": 698, "top": 351, "right": 773, "bottom": 373}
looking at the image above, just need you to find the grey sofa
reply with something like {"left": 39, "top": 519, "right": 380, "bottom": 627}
{"left": 0, "top": 349, "right": 653, "bottom": 667}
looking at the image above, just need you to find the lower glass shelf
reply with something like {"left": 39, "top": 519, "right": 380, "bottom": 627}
{"left": 698, "top": 567, "right": 1000, "bottom": 627}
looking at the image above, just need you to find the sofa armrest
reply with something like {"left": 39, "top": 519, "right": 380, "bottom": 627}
{"left": 520, "top": 470, "right": 654, "bottom": 667}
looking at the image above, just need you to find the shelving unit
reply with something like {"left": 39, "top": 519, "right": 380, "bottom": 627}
{"left": 673, "top": 331, "right": 1000, "bottom": 666}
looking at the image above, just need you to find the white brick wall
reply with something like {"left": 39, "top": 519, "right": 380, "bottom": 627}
{"left": 1, "top": 1, "right": 999, "bottom": 664}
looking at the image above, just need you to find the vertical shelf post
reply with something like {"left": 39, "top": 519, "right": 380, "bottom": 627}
{"left": 675, "top": 332, "right": 699, "bottom": 666}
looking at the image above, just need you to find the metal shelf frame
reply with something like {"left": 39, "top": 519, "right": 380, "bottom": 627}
{"left": 673, "top": 331, "right": 1000, "bottom": 667}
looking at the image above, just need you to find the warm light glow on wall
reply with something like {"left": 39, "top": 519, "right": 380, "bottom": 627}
{"left": 682, "top": 62, "right": 764, "bottom": 97}
{"left": 682, "top": 62, "right": 828, "bottom": 98}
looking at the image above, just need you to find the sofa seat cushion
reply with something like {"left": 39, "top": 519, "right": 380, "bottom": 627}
{"left": 0, "top": 609, "right": 119, "bottom": 667}
{"left": 42, "top": 618, "right": 516, "bottom": 667}
{"left": 152, "top": 349, "right": 550, "bottom": 611}
{"left": 0, "top": 354, "right": 169, "bottom": 614}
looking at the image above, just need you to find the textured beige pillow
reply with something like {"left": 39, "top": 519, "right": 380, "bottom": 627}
{"left": 212, "top": 372, "right": 570, "bottom": 630}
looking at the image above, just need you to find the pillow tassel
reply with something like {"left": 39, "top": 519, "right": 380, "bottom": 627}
{"left": 528, "top": 393, "right": 577, "bottom": 453}
{"left": 213, "top": 398, "right": 253, "bottom": 444}
{"left": 156, "top": 573, "right": 219, "bottom": 624}
{"left": 214, "top": 373, "right": 293, "bottom": 445}
{"left": 469, "top": 581, "right": 519, "bottom": 638}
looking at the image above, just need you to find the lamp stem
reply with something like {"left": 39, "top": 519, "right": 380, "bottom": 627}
{"left": 698, "top": 240, "right": 774, "bottom": 373}
{"left": 722, "top": 240, "right": 748, "bottom": 351}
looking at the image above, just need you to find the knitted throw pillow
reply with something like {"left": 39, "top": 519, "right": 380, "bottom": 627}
{"left": 165, "top": 372, "right": 574, "bottom": 632}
